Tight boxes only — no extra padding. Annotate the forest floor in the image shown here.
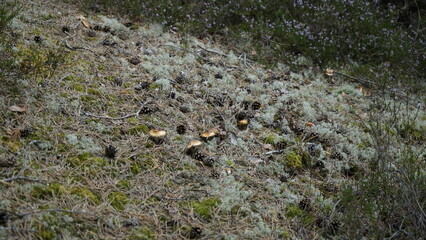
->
[1,0,425,239]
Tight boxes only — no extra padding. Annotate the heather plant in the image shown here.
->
[79,0,425,92]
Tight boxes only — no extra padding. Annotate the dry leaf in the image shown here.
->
[9,105,26,113]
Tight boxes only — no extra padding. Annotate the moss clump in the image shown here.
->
[183,198,220,220]
[71,83,85,92]
[67,152,106,167]
[302,212,315,225]
[37,228,55,240]
[32,182,66,199]
[117,180,131,190]
[130,163,142,175]
[262,134,284,145]
[127,117,138,124]
[286,205,303,219]
[108,191,129,211]
[71,187,101,204]
[129,125,150,135]
[284,151,302,169]
[88,88,102,95]
[128,226,156,240]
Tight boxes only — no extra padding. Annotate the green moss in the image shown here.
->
[108,191,129,211]
[130,163,142,174]
[123,82,133,88]
[32,182,66,199]
[149,83,160,90]
[72,83,85,92]
[88,88,102,95]
[67,153,106,167]
[128,226,156,240]
[117,180,132,190]
[285,205,303,219]
[284,151,302,169]
[37,228,56,240]
[302,212,315,225]
[127,117,139,125]
[183,198,220,220]
[63,75,84,82]
[129,125,150,135]
[262,134,284,145]
[71,187,101,204]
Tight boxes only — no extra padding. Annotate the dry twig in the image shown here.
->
[1,176,47,185]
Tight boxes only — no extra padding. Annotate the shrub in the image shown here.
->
[338,95,426,239]
[0,3,20,81]
[78,0,424,93]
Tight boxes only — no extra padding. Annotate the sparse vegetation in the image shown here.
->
[0,0,424,239]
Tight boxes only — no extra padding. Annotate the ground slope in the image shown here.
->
[1,0,425,239]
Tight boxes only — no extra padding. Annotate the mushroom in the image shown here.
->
[185,140,203,155]
[200,128,219,141]
[237,119,249,130]
[149,129,166,144]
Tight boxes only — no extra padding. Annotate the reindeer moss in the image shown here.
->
[108,191,129,211]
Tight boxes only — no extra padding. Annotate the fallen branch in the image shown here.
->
[0,227,37,233]
[19,209,100,219]
[84,109,142,120]
[264,150,284,155]
[1,176,47,185]
[64,40,98,56]
[198,45,229,57]
[85,100,153,120]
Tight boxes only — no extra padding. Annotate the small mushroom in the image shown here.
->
[149,129,166,144]
[200,128,219,141]
[325,68,334,77]
[185,140,203,155]
[237,119,249,130]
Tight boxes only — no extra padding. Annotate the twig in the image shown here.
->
[264,150,284,155]
[1,176,47,185]
[84,110,141,120]
[20,209,100,219]
[84,100,152,120]
[0,227,37,233]
[198,45,229,57]
[64,40,98,56]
